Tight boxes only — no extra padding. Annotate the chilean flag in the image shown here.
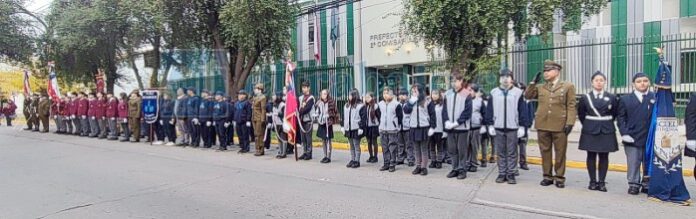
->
[284,60,298,145]
[313,12,321,62]
[23,69,31,96]
[47,61,61,102]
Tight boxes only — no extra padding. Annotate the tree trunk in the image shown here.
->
[129,55,144,90]
[148,36,162,88]
[106,61,117,94]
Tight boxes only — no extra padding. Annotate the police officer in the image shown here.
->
[38,94,51,133]
[252,84,267,156]
[617,72,655,195]
[235,90,252,153]
[524,60,577,188]
[30,93,40,131]
[199,90,215,148]
[22,93,33,131]
[298,81,315,160]
[685,93,696,182]
[213,91,230,151]
[186,88,201,147]
[128,90,142,142]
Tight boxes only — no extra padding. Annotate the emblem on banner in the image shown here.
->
[652,117,684,172]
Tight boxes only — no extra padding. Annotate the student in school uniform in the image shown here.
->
[363,92,381,163]
[341,89,367,168]
[377,87,403,172]
[443,74,473,180]
[404,83,437,176]
[314,89,339,163]
[428,89,446,169]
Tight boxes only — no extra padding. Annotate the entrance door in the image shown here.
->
[409,74,431,94]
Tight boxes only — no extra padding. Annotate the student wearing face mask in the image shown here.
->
[363,92,381,163]
[443,74,473,180]
[404,83,437,176]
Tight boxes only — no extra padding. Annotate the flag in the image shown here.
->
[313,12,321,62]
[645,49,691,204]
[23,69,31,96]
[46,61,61,102]
[330,7,339,48]
[284,60,299,145]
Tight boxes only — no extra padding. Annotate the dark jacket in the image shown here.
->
[577,92,618,135]
[234,100,252,123]
[198,98,214,121]
[617,91,656,147]
[685,93,696,157]
[185,95,200,118]
[174,95,187,119]
[159,98,175,120]
[213,100,230,122]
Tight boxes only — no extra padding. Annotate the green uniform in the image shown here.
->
[128,96,142,142]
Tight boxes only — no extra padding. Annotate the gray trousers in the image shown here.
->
[349,138,361,162]
[494,130,518,175]
[398,131,415,163]
[72,117,81,134]
[518,138,528,165]
[89,117,99,136]
[98,118,107,137]
[120,121,130,140]
[176,118,189,144]
[300,121,313,155]
[414,140,429,168]
[54,116,63,132]
[468,129,482,165]
[624,146,645,187]
[447,132,470,171]
[108,118,118,138]
[81,117,90,135]
[65,116,74,133]
[381,132,399,167]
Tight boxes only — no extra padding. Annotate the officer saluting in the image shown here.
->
[524,60,577,188]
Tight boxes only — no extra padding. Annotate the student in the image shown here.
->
[443,73,473,180]
[617,72,655,195]
[2,99,17,126]
[199,90,215,148]
[377,87,403,172]
[87,93,100,138]
[272,92,287,159]
[106,93,119,140]
[314,89,339,163]
[117,92,130,142]
[484,70,529,184]
[97,92,108,139]
[186,88,201,147]
[577,71,618,192]
[397,88,415,166]
[77,92,90,136]
[467,84,486,170]
[342,89,366,168]
[69,93,82,135]
[428,89,446,169]
[212,91,230,151]
[156,93,176,146]
[515,82,535,171]
[235,90,252,153]
[404,83,437,176]
[298,81,315,160]
[363,92,381,163]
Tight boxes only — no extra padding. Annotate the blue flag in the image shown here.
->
[645,54,691,204]
[330,7,339,48]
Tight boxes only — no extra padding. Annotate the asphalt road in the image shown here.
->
[0,127,694,219]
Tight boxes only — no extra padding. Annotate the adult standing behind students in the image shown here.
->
[577,71,618,192]
[128,90,142,143]
[524,60,577,189]
[685,93,696,182]
[174,88,189,146]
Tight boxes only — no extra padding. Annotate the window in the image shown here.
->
[680,50,696,83]
[308,17,315,44]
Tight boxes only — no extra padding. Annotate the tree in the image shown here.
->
[0,0,39,64]
[219,0,298,97]
[402,0,607,77]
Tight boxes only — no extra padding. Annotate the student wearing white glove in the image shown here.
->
[443,74,473,180]
[342,89,366,168]
[403,83,437,176]
[483,69,529,185]
[466,84,487,169]
[233,90,253,153]
[428,89,446,170]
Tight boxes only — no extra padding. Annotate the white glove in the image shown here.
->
[91,116,95,120]
[686,140,696,151]
[206,121,212,127]
[428,128,435,136]
[169,119,174,125]
[442,133,448,138]
[488,126,496,136]
[192,118,199,125]
[224,122,230,128]
[409,96,418,104]
[111,117,116,121]
[246,121,251,127]
[480,128,487,134]
[517,128,525,138]
[358,129,364,135]
[71,115,75,119]
[341,127,346,134]
[159,120,164,125]
[53,115,57,119]
[81,115,87,119]
[283,122,291,132]
[122,118,128,123]
[101,116,105,120]
[266,124,272,129]
[213,121,216,126]
[621,135,635,143]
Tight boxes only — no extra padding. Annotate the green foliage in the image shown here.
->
[403,0,607,76]
[0,0,37,64]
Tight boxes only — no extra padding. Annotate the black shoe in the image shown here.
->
[489,158,496,163]
[435,162,442,169]
[480,162,487,168]
[428,161,436,168]
[352,162,360,168]
[277,155,287,159]
[299,154,307,160]
[468,166,477,172]
[346,161,355,168]
[520,163,529,170]
[555,182,565,188]
[446,170,459,178]
[407,162,415,167]
[597,182,607,192]
[396,161,405,165]
[495,175,507,183]
[420,168,428,176]
[379,165,389,171]
[628,187,640,195]
[640,187,648,194]
[457,171,467,180]
[506,175,517,184]
[388,166,396,172]
[588,181,599,191]
[373,157,378,163]
[320,157,329,163]
[540,179,554,186]
[303,155,312,160]
[412,167,422,175]
[445,159,452,165]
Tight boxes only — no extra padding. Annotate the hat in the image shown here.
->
[632,72,648,82]
[301,81,310,87]
[543,60,562,71]
[469,83,480,92]
[215,91,224,96]
[201,89,209,94]
[254,83,264,91]
[591,71,606,81]
[499,69,513,77]
[238,90,248,96]
[399,88,409,96]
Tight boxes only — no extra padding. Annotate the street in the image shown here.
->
[0,127,694,219]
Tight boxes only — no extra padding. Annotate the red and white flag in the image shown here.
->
[47,61,61,102]
[23,69,32,96]
[284,60,298,146]
[313,12,321,62]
